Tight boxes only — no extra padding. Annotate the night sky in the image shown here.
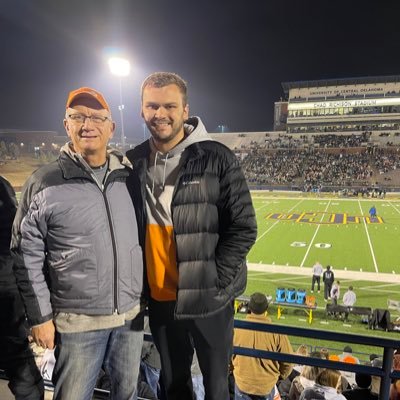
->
[1,0,400,142]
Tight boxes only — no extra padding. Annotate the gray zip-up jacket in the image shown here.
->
[11,146,143,326]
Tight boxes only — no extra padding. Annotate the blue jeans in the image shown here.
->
[141,361,161,397]
[52,319,143,400]
[234,383,277,400]
[141,361,205,400]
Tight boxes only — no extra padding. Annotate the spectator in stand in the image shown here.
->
[11,87,144,400]
[278,344,309,398]
[127,72,257,400]
[311,261,323,293]
[289,351,325,400]
[233,292,293,400]
[330,281,341,305]
[337,346,359,388]
[323,265,335,302]
[342,373,378,400]
[391,380,400,400]
[0,176,44,400]
[370,357,382,397]
[299,369,346,400]
[339,346,360,364]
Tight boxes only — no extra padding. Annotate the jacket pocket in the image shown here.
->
[48,247,99,300]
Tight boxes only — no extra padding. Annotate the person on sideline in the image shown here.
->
[0,176,44,400]
[311,261,323,293]
[323,265,335,302]
[126,72,257,400]
[330,281,341,305]
[233,292,293,400]
[342,286,356,322]
[11,87,144,400]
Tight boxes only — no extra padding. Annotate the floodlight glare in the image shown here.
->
[108,57,131,77]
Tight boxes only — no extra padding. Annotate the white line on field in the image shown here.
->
[300,200,331,267]
[255,202,272,212]
[361,282,400,289]
[359,288,400,294]
[357,200,379,273]
[255,199,304,243]
[388,201,400,215]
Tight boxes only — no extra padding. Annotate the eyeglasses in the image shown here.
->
[67,113,110,124]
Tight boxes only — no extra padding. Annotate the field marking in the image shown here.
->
[255,202,272,212]
[247,276,308,284]
[300,200,332,267]
[255,199,304,243]
[361,282,400,289]
[389,201,400,215]
[359,288,400,294]
[357,200,379,273]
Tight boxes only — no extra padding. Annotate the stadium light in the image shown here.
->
[108,57,131,149]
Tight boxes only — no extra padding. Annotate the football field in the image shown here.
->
[248,193,400,274]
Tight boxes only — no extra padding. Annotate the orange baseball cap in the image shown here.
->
[66,87,110,111]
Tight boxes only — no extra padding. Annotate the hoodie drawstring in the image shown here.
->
[151,152,158,195]
[162,153,169,191]
[151,152,170,194]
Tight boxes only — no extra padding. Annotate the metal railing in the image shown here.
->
[1,320,400,399]
[234,319,400,399]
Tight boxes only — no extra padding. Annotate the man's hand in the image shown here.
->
[31,320,56,350]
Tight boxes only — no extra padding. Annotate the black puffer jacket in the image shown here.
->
[127,138,257,319]
[0,176,17,284]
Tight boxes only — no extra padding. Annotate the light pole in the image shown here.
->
[108,57,130,149]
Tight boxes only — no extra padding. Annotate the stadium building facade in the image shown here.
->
[275,75,400,135]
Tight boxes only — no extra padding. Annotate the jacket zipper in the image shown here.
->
[90,170,119,314]
[69,153,121,314]
[102,185,119,314]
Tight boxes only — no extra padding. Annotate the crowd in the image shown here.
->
[313,132,369,148]
[373,148,400,173]
[241,149,379,186]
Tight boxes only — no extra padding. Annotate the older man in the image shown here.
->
[12,87,144,400]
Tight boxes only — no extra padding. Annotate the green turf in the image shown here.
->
[248,194,400,273]
[240,270,400,359]
[240,193,400,359]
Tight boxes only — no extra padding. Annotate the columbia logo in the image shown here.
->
[182,180,200,186]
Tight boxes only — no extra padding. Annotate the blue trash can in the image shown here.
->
[286,288,296,303]
[296,289,306,304]
[276,288,286,302]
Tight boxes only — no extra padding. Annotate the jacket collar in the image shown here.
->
[58,144,129,180]
[245,313,271,323]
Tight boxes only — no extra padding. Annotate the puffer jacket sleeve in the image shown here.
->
[215,150,257,293]
[11,177,52,326]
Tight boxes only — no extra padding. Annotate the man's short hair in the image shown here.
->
[141,72,188,105]
[355,373,372,388]
[349,286,353,291]
[343,345,352,353]
[248,292,269,314]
